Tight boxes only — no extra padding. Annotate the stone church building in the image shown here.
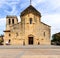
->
[4,5,51,45]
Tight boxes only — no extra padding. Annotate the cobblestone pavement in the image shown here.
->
[0,45,60,58]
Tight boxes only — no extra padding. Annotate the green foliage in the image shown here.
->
[0,35,4,45]
[52,32,60,42]
[0,39,3,43]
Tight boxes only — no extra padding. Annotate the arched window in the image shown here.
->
[44,32,45,37]
[30,18,32,24]
[12,19,14,24]
[8,39,11,43]
[9,19,10,25]
[38,42,40,45]
[9,34,11,36]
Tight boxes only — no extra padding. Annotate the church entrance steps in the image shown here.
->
[0,45,60,49]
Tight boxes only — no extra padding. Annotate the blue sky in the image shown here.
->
[0,0,60,36]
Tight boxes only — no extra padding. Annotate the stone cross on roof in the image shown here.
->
[30,0,32,5]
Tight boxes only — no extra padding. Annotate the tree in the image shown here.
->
[51,32,60,45]
[0,35,4,45]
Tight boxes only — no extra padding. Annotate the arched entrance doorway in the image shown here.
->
[28,34,34,45]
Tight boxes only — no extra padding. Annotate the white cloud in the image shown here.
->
[0,0,21,16]
[48,0,60,9]
[0,18,6,25]
[32,0,60,13]
[32,0,45,6]
[0,18,6,34]
[17,16,21,22]
[0,0,60,35]
[41,14,60,35]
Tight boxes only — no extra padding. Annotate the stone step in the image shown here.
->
[0,45,60,49]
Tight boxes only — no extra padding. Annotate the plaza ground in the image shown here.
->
[0,45,60,58]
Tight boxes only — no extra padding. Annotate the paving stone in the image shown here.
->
[0,45,60,58]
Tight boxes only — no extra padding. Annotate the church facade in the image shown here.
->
[4,5,51,45]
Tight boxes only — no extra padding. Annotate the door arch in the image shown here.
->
[28,34,34,45]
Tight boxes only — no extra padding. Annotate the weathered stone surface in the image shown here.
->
[4,5,51,45]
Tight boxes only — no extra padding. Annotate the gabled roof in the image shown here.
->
[41,22,51,27]
[20,5,41,17]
